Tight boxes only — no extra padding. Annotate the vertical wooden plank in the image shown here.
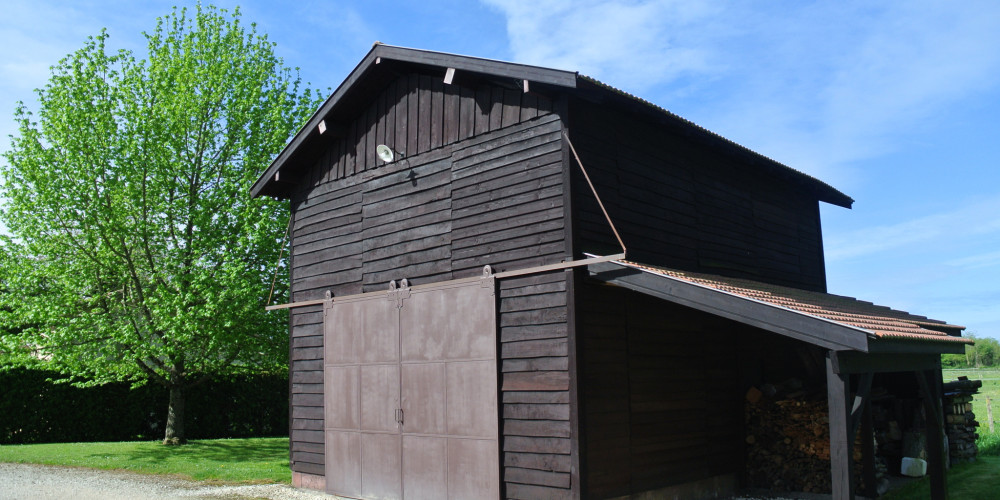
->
[395,76,408,156]
[375,88,386,165]
[501,88,520,128]
[443,83,459,145]
[389,81,400,151]
[327,145,337,183]
[475,86,491,135]
[349,119,360,177]
[406,74,419,158]
[430,77,444,149]
[521,92,539,121]
[489,87,504,132]
[418,75,433,153]
[335,141,344,181]
[537,94,553,114]
[827,353,854,500]
[319,148,331,184]
[459,86,476,140]
[860,398,876,498]
[365,103,377,171]
[919,369,948,500]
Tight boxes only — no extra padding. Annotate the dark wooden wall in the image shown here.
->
[285,72,574,497]
[307,72,554,185]
[569,101,828,292]
[577,280,742,498]
[501,270,575,499]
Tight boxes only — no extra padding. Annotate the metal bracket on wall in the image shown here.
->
[480,265,496,294]
[387,279,411,308]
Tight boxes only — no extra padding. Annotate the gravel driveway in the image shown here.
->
[0,463,337,500]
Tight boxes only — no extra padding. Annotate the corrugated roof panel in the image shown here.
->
[617,260,970,345]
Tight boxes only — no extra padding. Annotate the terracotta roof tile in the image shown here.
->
[619,261,970,345]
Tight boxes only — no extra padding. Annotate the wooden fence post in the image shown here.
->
[988,396,995,433]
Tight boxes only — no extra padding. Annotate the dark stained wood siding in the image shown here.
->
[578,280,742,498]
[285,76,570,492]
[306,73,555,185]
[501,271,574,499]
[569,101,828,292]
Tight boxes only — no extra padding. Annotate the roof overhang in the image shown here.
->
[587,260,968,355]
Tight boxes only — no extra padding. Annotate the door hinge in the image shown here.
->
[395,408,404,425]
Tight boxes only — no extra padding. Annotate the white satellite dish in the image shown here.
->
[376,144,395,163]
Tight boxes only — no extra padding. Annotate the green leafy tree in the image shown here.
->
[0,5,321,444]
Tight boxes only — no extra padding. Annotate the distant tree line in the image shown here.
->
[942,334,1000,368]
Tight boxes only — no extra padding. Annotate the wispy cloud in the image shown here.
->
[824,195,1000,261]
[481,0,725,92]
[947,251,1000,271]
[483,1,1000,186]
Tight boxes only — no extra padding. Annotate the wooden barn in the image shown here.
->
[252,44,970,500]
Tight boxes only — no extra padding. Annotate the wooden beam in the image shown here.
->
[860,397,877,498]
[827,353,855,500]
[588,262,870,351]
[868,339,966,355]
[849,372,873,437]
[833,351,940,374]
[917,369,948,500]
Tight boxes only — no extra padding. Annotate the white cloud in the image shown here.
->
[481,0,725,92]
[824,195,1000,261]
[482,0,1000,185]
[947,251,1000,271]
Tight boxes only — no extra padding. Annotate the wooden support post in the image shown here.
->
[988,396,995,433]
[827,353,855,500]
[860,396,876,498]
[917,369,948,500]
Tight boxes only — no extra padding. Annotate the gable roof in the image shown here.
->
[251,44,853,208]
[587,259,968,354]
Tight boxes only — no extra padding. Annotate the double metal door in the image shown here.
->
[324,278,499,499]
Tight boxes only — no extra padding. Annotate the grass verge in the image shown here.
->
[0,437,290,483]
[881,456,1000,500]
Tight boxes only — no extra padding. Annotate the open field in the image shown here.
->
[0,438,290,483]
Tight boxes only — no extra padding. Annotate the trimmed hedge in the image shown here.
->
[0,368,288,444]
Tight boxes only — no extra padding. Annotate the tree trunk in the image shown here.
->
[163,384,187,445]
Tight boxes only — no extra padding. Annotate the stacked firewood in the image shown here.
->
[744,388,862,494]
[943,377,982,463]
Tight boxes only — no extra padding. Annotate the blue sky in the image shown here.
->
[2,0,998,340]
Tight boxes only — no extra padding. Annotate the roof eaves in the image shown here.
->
[251,46,382,198]
[609,260,970,347]
[588,260,872,352]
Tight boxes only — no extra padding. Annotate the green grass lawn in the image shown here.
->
[0,437,290,483]
[881,456,1000,500]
